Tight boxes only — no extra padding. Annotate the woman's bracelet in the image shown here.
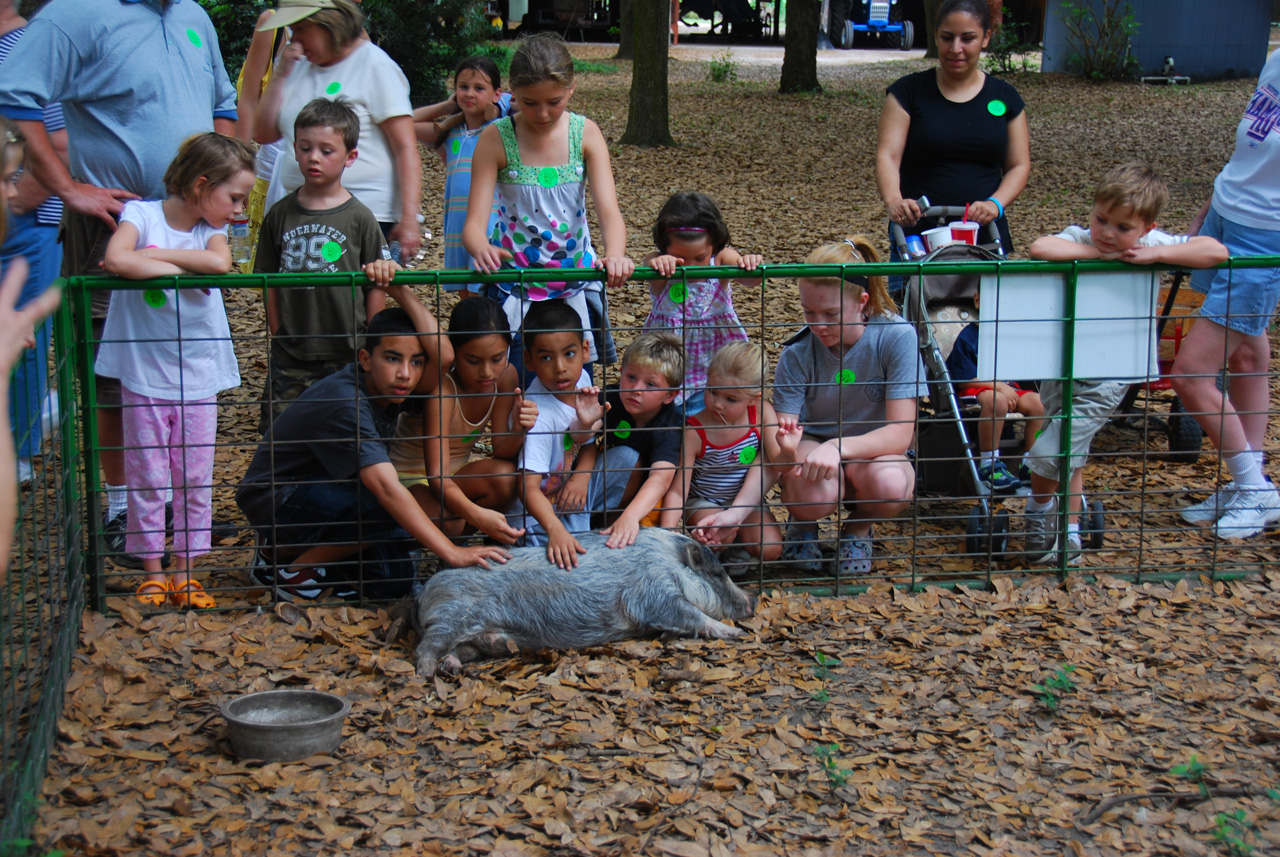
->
[986,197,1004,219]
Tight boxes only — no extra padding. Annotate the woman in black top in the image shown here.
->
[875,0,1030,261]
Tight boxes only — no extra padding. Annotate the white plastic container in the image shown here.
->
[922,226,954,252]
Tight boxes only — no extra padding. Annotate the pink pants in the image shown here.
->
[122,388,218,560]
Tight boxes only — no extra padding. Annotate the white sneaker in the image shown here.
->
[40,392,60,441]
[1181,483,1238,525]
[1214,482,1280,540]
[17,457,34,487]
[1065,533,1082,567]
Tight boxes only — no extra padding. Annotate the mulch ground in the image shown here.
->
[35,575,1280,855]
[30,45,1280,856]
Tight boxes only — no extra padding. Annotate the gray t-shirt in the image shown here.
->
[772,316,927,442]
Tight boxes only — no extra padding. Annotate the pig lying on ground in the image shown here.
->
[412,528,757,676]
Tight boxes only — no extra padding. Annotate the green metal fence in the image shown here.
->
[57,254,1280,604]
[3,253,1278,848]
[2,300,85,856]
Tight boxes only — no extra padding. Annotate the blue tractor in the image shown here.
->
[831,0,915,50]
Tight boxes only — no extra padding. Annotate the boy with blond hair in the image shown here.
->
[590,332,687,548]
[1026,162,1228,564]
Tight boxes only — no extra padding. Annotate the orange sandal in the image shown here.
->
[136,580,169,607]
[169,578,216,610]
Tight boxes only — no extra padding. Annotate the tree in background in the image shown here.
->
[195,0,275,82]
[358,0,492,104]
[780,0,821,93]
[620,0,673,146]
[615,0,635,60]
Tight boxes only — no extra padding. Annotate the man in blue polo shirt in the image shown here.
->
[0,0,238,567]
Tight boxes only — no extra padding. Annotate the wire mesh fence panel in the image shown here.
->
[50,255,1280,622]
[1,302,86,851]
[5,253,1274,843]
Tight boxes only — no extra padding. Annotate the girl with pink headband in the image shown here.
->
[642,191,762,415]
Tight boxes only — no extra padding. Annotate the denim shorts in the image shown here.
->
[1190,206,1280,337]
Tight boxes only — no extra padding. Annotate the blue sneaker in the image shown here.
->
[781,524,824,573]
[979,460,1021,493]
[837,527,874,575]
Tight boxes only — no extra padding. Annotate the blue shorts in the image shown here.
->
[1190,206,1280,337]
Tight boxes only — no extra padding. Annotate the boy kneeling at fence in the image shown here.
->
[236,307,508,602]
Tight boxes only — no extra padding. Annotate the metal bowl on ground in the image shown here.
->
[221,689,350,761]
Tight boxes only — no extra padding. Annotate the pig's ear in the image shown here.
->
[679,535,721,575]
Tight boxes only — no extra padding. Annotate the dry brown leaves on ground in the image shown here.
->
[35,46,1280,857]
[36,574,1280,856]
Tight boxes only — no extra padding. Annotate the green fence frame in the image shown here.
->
[57,253,1280,598]
[3,252,1277,849]
[1,298,86,857]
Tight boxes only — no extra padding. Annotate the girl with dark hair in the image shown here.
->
[875,0,1029,288]
[388,296,537,545]
[414,56,514,292]
[642,191,762,415]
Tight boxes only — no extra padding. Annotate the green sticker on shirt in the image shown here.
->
[321,241,342,262]
[144,289,167,308]
[326,81,342,95]
[537,166,558,188]
[738,445,758,465]
[987,99,1007,117]
[615,420,631,440]
[563,432,573,451]
[186,29,202,48]
[838,369,857,385]
[669,283,687,304]
[450,138,462,156]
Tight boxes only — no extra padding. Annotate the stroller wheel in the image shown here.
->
[992,508,1010,556]
[965,505,986,554]
[1166,395,1204,463]
[965,505,1008,556]
[1086,500,1105,550]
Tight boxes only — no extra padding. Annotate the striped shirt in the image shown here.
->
[687,405,761,506]
[0,26,64,227]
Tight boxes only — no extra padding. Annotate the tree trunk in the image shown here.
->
[620,0,673,147]
[779,0,822,93]
[615,0,634,60]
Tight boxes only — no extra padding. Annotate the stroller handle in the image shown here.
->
[891,197,1006,260]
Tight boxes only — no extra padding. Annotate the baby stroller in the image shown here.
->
[893,207,1105,558]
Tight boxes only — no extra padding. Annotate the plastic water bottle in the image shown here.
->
[229,217,251,269]
[389,215,430,265]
